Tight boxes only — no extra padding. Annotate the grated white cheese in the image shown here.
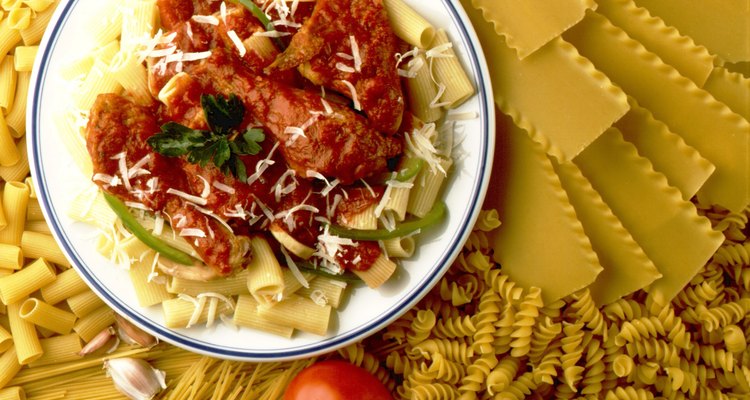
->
[188,203,234,234]
[247,141,280,185]
[212,181,235,194]
[179,228,207,238]
[426,42,454,59]
[186,21,194,41]
[254,198,275,221]
[253,30,291,38]
[349,35,362,72]
[320,178,340,197]
[146,177,159,193]
[124,201,152,211]
[379,211,396,232]
[93,173,119,187]
[153,214,165,236]
[227,30,247,57]
[220,1,227,24]
[280,246,310,289]
[197,175,211,199]
[335,62,355,73]
[326,193,343,220]
[191,15,219,25]
[223,203,248,219]
[181,51,212,62]
[111,152,132,191]
[310,289,328,306]
[360,179,377,198]
[127,154,152,178]
[167,188,208,205]
[306,170,330,186]
[340,80,361,111]
[429,82,451,108]
[405,124,446,175]
[320,98,333,115]
[284,126,306,145]
[271,169,298,203]
[336,52,354,60]
[446,111,478,121]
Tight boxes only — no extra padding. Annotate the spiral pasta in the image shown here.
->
[432,315,476,339]
[410,338,474,364]
[528,315,562,365]
[697,299,750,332]
[569,289,608,339]
[603,386,655,400]
[560,321,585,390]
[406,309,437,346]
[510,286,543,357]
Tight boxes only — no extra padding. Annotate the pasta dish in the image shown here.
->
[65,0,474,337]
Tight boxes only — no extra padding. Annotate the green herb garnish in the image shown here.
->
[147,94,265,182]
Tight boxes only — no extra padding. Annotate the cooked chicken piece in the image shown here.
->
[191,49,403,184]
[267,0,404,134]
[86,94,251,277]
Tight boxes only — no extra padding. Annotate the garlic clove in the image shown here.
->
[104,357,167,400]
[115,313,158,348]
[78,326,118,356]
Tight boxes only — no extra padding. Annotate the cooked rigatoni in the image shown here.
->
[246,236,285,304]
[0,244,22,270]
[24,198,43,221]
[257,294,332,336]
[296,277,348,309]
[382,0,435,47]
[19,0,58,45]
[0,182,29,245]
[270,225,316,259]
[7,300,43,364]
[233,295,293,338]
[21,231,70,267]
[338,203,378,230]
[119,0,157,51]
[129,252,174,307]
[0,258,56,305]
[382,236,416,258]
[430,29,475,109]
[40,267,88,305]
[407,157,452,217]
[405,55,442,123]
[161,296,231,329]
[353,255,397,289]
[168,269,250,297]
[19,297,77,335]
[109,50,151,105]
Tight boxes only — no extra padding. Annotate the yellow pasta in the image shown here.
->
[7,300,43,365]
[40,267,88,305]
[257,294,332,336]
[161,297,231,329]
[66,290,105,318]
[108,50,151,105]
[232,295,294,338]
[23,220,50,235]
[87,3,122,48]
[338,203,378,230]
[168,269,250,297]
[11,45,35,71]
[128,251,174,308]
[296,277,347,309]
[0,386,23,400]
[18,0,57,45]
[20,231,70,267]
[28,333,83,368]
[405,55,442,123]
[382,0,435,47]
[352,254,397,289]
[0,182,29,246]
[0,138,27,183]
[24,199,42,221]
[382,236,416,258]
[119,0,157,51]
[0,19,21,56]
[0,347,22,389]
[245,236,285,304]
[5,72,29,138]
[53,112,94,177]
[0,258,56,306]
[0,244,22,270]
[0,56,16,112]
[269,224,315,259]
[0,324,11,352]
[0,0,21,9]
[75,58,122,111]
[0,115,19,168]
[243,35,278,62]
[22,0,54,12]
[58,54,94,80]
[19,297,77,335]
[6,7,30,30]
[430,29,475,109]
[67,189,117,231]
[407,157,452,217]
[72,305,114,342]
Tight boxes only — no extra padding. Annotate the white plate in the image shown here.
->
[28,0,494,361]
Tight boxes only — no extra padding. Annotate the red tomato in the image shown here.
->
[284,360,393,400]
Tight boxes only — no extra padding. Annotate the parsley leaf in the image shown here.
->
[201,94,245,133]
[147,94,265,181]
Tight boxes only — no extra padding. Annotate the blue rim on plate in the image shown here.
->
[28,0,495,361]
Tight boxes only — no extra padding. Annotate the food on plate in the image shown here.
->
[60,0,476,336]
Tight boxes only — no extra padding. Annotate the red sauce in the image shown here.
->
[336,240,381,271]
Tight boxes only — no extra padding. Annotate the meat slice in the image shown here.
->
[86,94,251,278]
[156,0,225,30]
[190,50,402,184]
[267,0,404,134]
